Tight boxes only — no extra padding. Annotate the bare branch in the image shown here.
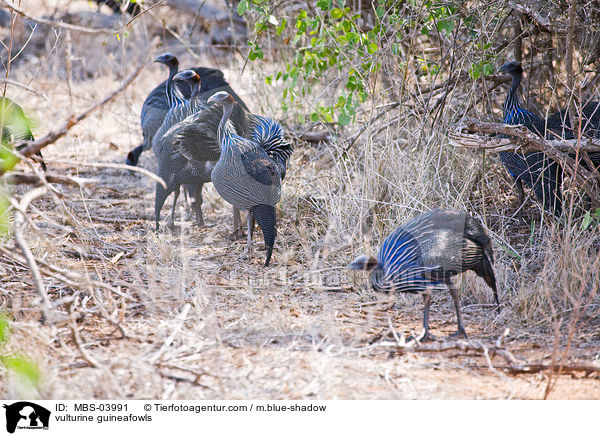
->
[4,55,149,177]
[0,0,116,34]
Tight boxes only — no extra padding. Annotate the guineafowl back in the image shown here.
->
[372,209,493,293]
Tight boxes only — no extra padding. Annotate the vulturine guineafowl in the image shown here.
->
[126,53,180,167]
[207,91,293,267]
[542,103,600,169]
[348,209,499,341]
[497,61,563,216]
[0,97,46,171]
[153,70,223,230]
[152,69,255,231]
[126,55,249,166]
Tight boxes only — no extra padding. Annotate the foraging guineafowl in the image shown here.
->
[1,97,46,171]
[497,61,562,216]
[348,209,499,341]
[207,91,292,266]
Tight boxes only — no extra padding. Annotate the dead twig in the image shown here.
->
[10,186,53,324]
[68,300,103,369]
[0,0,116,34]
[6,55,149,176]
[148,304,192,363]
[5,172,97,187]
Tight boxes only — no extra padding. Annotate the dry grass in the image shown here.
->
[0,0,599,400]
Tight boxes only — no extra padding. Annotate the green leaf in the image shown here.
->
[298,113,306,124]
[483,63,495,76]
[317,0,331,10]
[237,0,248,14]
[1,355,41,386]
[0,313,10,345]
[265,76,273,85]
[276,18,287,35]
[330,8,343,18]
[367,42,377,54]
[581,211,592,231]
[469,63,482,80]
[338,112,351,126]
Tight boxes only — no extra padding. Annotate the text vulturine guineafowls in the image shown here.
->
[1,97,46,171]
[497,61,562,216]
[207,91,293,267]
[348,209,499,341]
[126,54,249,166]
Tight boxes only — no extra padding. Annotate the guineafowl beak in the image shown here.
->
[348,255,378,271]
[154,53,176,65]
[498,61,522,75]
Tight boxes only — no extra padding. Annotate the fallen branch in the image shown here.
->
[5,172,97,187]
[42,159,167,188]
[449,117,600,205]
[6,54,149,177]
[0,0,116,34]
[375,337,600,376]
[10,187,53,324]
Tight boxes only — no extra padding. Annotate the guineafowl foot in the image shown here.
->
[408,330,437,343]
[229,229,246,240]
[419,331,438,342]
[450,329,468,340]
[166,215,176,231]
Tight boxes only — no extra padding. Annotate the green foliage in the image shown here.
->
[580,208,600,231]
[0,313,42,392]
[239,0,383,125]
[238,0,497,126]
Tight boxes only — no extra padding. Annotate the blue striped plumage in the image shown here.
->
[373,225,444,294]
[498,61,562,215]
[349,209,499,340]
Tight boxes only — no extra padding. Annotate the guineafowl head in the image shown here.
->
[173,70,201,99]
[348,255,379,271]
[498,61,523,76]
[154,53,179,68]
[207,91,236,106]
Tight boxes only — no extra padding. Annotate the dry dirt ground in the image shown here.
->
[1,8,599,398]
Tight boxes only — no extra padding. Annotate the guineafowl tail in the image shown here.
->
[251,204,277,267]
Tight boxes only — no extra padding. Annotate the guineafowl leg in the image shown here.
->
[448,284,468,339]
[229,207,246,239]
[242,212,255,259]
[167,186,181,230]
[192,184,205,226]
[420,293,437,342]
[514,178,525,208]
[154,182,173,231]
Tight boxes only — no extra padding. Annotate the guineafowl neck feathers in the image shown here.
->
[251,204,277,267]
[216,100,236,152]
[503,71,541,128]
[165,75,186,109]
